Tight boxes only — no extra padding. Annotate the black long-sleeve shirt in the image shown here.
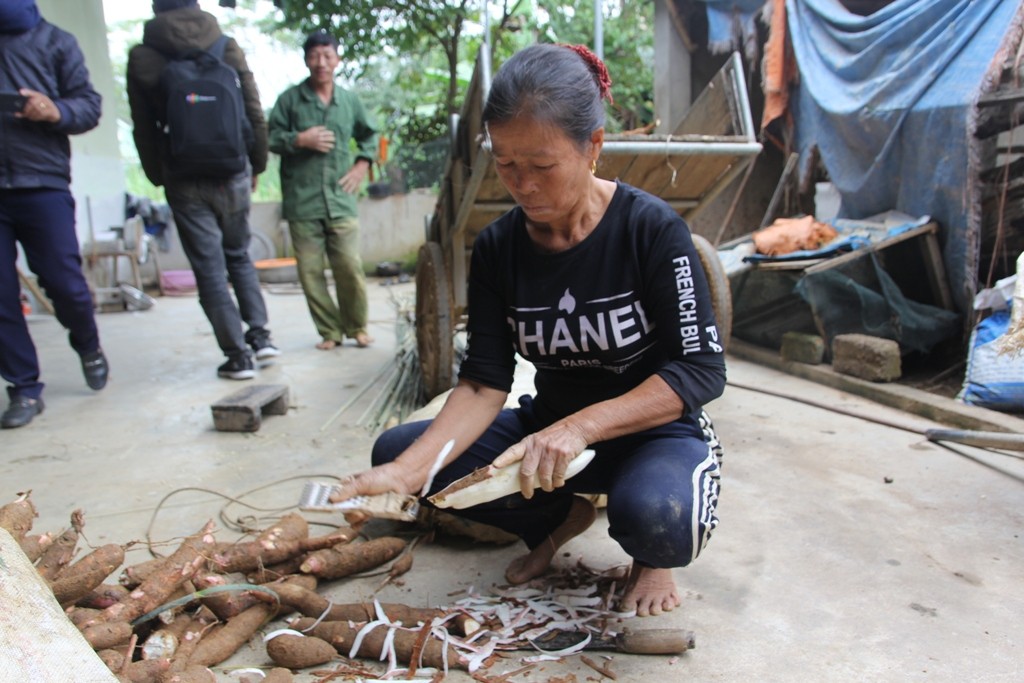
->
[459,182,726,422]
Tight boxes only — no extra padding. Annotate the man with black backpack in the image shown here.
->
[126,0,279,380]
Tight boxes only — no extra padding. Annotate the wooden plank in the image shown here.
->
[654,154,738,201]
[804,223,939,275]
[596,152,637,182]
[674,67,738,136]
[918,231,955,311]
[475,164,508,201]
[977,86,1024,107]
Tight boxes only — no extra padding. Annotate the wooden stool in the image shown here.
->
[211,384,289,432]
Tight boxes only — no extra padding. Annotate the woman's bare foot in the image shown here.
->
[354,332,374,348]
[316,339,340,350]
[505,496,597,584]
[618,563,681,617]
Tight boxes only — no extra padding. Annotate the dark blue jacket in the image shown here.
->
[0,20,102,191]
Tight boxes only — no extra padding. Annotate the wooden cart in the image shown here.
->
[416,49,762,398]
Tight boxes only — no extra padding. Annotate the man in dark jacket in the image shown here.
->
[126,0,279,380]
[0,0,108,429]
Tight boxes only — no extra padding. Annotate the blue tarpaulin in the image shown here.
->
[785,0,1023,313]
[701,0,767,56]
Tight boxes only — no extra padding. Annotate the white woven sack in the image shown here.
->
[0,528,118,682]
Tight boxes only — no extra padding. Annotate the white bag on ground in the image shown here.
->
[0,529,118,682]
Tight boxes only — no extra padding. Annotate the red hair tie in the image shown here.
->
[560,43,614,104]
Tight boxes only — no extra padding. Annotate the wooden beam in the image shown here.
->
[978,87,1024,108]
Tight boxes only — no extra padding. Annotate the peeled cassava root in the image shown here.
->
[429,449,596,509]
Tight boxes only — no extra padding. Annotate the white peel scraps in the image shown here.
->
[428,449,596,509]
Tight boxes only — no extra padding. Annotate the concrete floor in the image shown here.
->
[3,279,1023,682]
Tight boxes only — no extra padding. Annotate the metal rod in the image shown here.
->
[925,429,1024,452]
[600,140,763,156]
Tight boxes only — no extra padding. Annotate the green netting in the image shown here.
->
[795,254,960,354]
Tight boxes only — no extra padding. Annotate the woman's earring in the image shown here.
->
[591,159,598,175]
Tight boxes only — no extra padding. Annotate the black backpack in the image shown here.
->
[159,36,253,179]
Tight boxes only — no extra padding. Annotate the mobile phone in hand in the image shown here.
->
[0,92,28,113]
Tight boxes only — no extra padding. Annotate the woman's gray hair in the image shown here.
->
[482,43,606,149]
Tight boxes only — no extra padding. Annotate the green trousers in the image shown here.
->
[288,217,368,342]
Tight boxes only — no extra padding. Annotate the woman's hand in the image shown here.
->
[492,422,589,499]
[329,461,421,525]
[330,461,420,502]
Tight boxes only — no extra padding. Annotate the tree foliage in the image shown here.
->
[277,1,654,188]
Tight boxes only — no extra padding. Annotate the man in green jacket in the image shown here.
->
[268,30,378,350]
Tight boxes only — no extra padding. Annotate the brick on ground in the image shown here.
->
[832,333,901,382]
[780,331,826,365]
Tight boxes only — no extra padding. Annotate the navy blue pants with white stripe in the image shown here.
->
[0,188,99,401]
[372,394,722,569]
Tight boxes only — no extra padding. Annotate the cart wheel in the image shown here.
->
[692,233,732,352]
[416,241,454,399]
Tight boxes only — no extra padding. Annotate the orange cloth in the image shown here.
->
[762,0,795,130]
[752,215,838,257]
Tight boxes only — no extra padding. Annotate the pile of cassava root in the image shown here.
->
[0,491,475,683]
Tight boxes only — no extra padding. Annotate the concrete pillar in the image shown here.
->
[654,0,692,134]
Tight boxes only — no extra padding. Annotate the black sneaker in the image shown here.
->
[81,349,108,390]
[1,396,44,429]
[252,339,281,361]
[217,356,255,380]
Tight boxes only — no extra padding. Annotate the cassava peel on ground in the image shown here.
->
[187,602,275,667]
[265,632,336,668]
[51,543,125,607]
[291,617,465,670]
[93,520,216,625]
[0,493,36,541]
[300,536,406,579]
[35,508,84,580]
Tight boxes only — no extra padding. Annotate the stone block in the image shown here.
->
[832,334,901,382]
[211,384,289,432]
[780,331,826,365]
